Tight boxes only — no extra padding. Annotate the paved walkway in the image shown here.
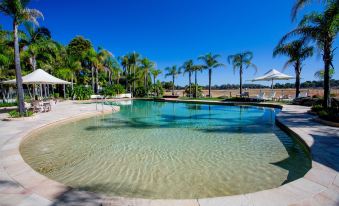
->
[0,101,338,206]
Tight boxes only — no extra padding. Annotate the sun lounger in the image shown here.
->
[279,95,293,102]
[299,92,308,98]
[254,92,266,101]
[237,92,250,98]
[265,91,276,101]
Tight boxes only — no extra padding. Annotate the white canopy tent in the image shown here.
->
[1,69,71,98]
[1,69,71,85]
[251,69,294,89]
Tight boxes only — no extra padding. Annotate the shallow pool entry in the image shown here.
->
[21,100,311,199]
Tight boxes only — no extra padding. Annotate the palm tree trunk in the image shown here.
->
[133,65,136,94]
[91,66,95,92]
[95,67,98,94]
[13,21,25,115]
[32,55,37,71]
[195,71,198,98]
[208,68,212,97]
[125,72,128,91]
[189,72,192,98]
[239,66,243,95]
[323,43,331,108]
[172,76,175,96]
[295,61,301,98]
[71,74,74,90]
[153,75,156,85]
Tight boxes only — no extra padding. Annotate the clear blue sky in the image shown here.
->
[0,0,338,86]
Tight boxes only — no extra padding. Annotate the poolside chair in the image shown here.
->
[31,100,43,113]
[237,92,249,98]
[255,92,266,101]
[266,91,276,101]
[299,92,308,98]
[279,94,293,102]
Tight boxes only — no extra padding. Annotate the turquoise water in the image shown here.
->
[21,100,311,199]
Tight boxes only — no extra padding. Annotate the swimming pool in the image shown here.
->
[20,100,311,199]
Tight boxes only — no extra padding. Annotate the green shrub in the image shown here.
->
[312,105,339,123]
[54,93,60,98]
[151,81,164,97]
[134,86,148,97]
[0,102,17,108]
[185,84,203,98]
[72,85,93,100]
[8,110,34,118]
[101,84,126,97]
[311,105,323,113]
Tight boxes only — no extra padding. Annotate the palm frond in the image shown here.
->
[291,0,312,21]
[22,8,44,26]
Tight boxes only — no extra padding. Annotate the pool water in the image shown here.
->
[20,100,311,199]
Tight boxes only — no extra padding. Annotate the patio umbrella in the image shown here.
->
[251,69,294,89]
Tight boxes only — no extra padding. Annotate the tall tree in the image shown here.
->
[280,2,338,107]
[0,0,43,115]
[273,39,313,98]
[128,52,140,94]
[97,47,113,91]
[291,0,335,20]
[191,65,204,98]
[21,23,55,71]
[314,67,335,80]
[198,53,223,97]
[150,68,162,85]
[181,60,194,98]
[227,52,257,95]
[165,65,181,96]
[119,55,130,91]
[140,58,155,90]
[84,48,98,93]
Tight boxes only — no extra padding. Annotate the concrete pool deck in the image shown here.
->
[0,100,338,206]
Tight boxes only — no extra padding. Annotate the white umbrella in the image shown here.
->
[1,69,71,85]
[251,69,294,89]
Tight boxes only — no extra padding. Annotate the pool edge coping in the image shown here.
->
[0,100,338,206]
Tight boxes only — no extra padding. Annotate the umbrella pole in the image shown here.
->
[40,84,42,98]
[44,84,47,99]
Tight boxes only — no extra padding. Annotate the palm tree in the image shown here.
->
[21,23,55,71]
[165,66,181,96]
[314,68,335,80]
[291,0,335,20]
[84,48,98,93]
[128,52,140,94]
[0,0,43,115]
[106,57,121,85]
[150,68,162,85]
[198,53,224,98]
[65,57,81,90]
[191,65,204,98]
[119,55,130,91]
[97,47,113,91]
[140,58,155,90]
[280,3,338,107]
[227,52,257,95]
[181,60,194,98]
[273,39,313,98]
[0,26,11,74]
